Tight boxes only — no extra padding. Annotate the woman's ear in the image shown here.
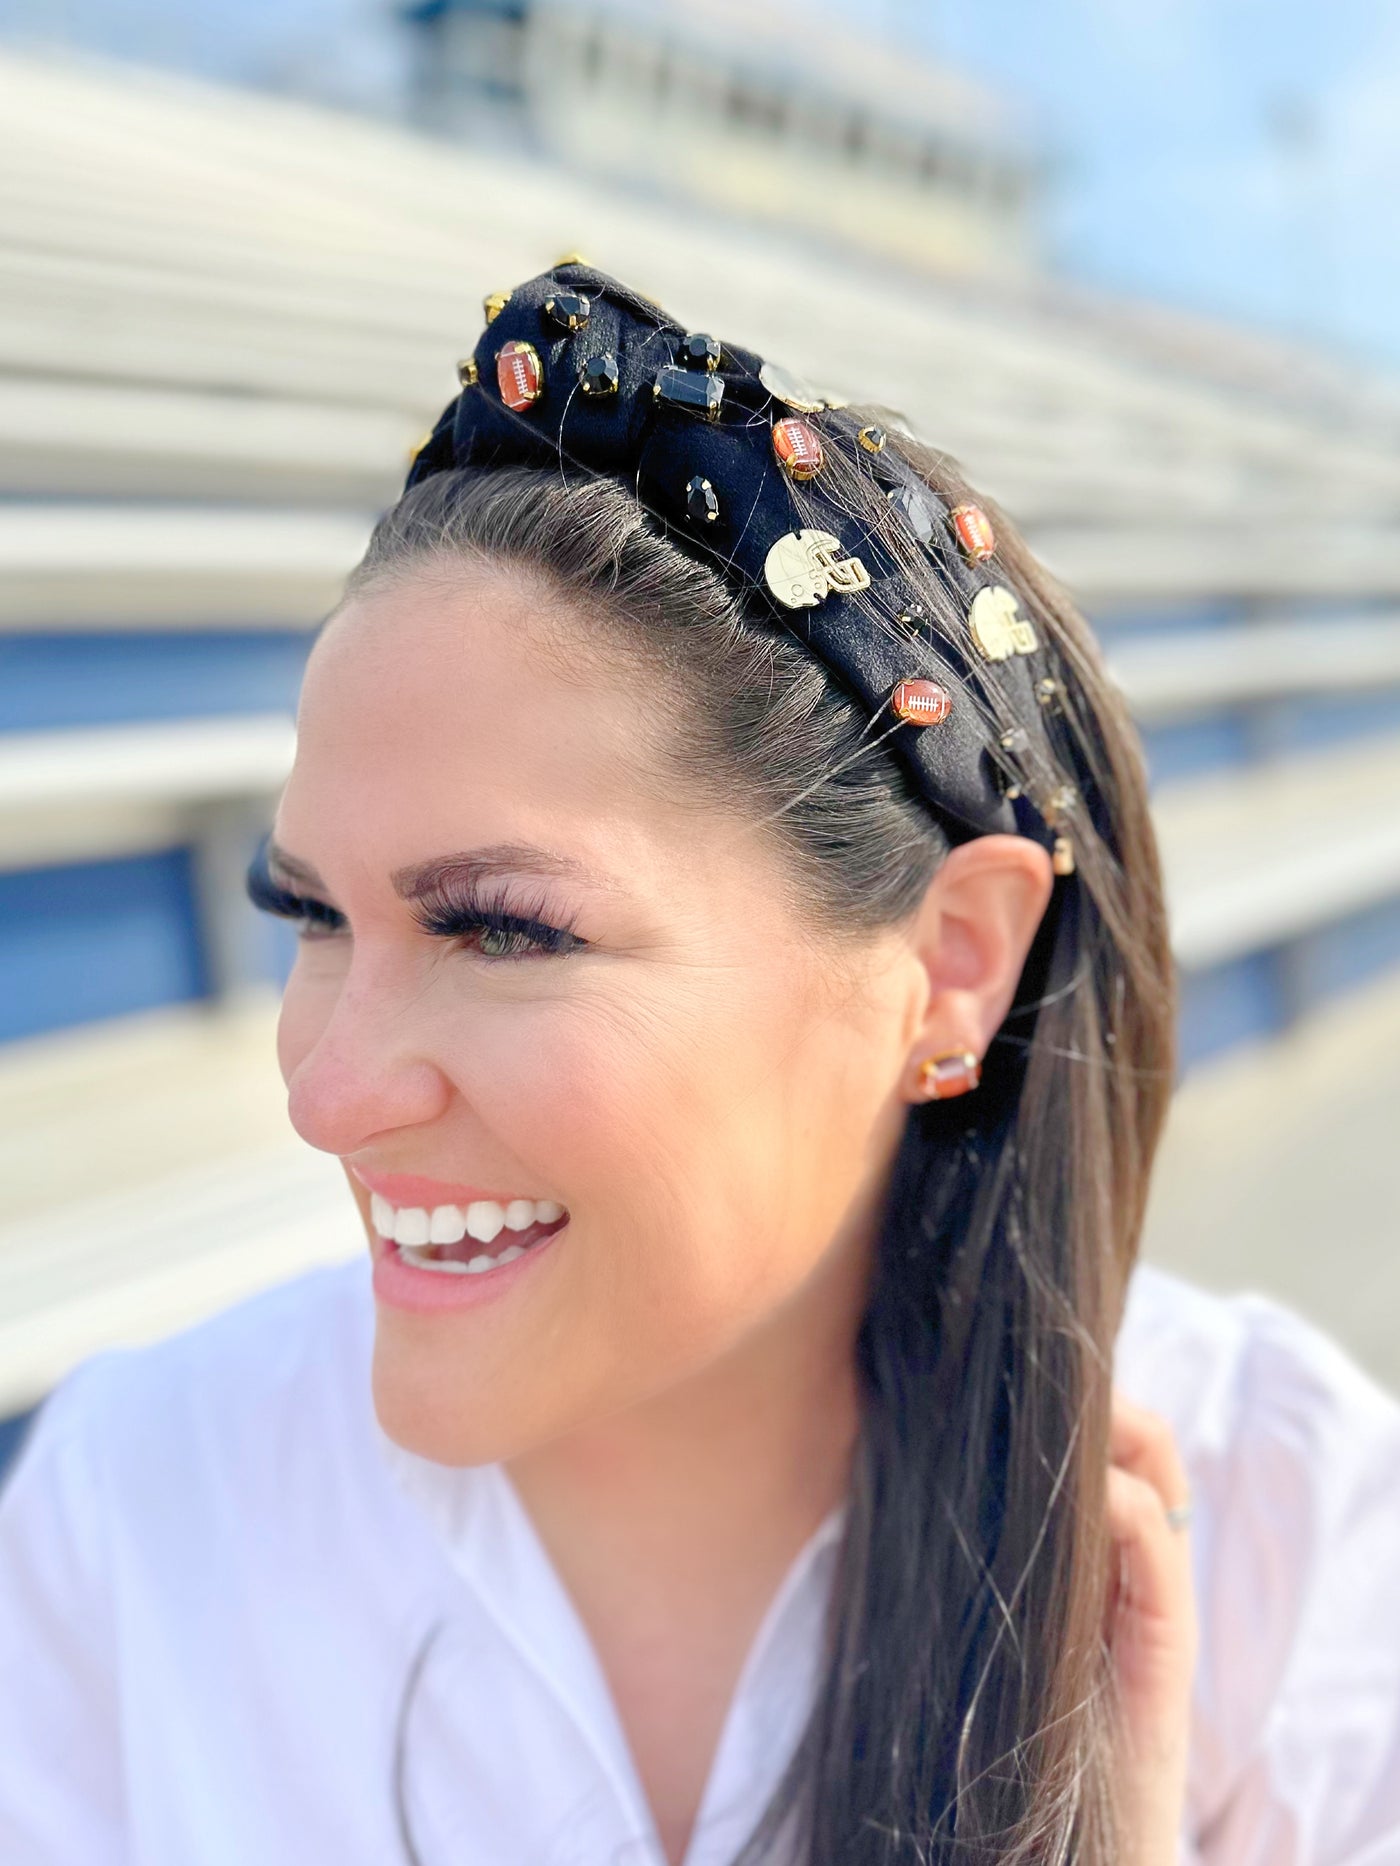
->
[900,834,1054,1096]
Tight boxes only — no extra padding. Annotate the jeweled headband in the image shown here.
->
[402,255,1077,876]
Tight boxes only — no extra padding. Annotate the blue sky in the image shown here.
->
[837,0,1400,369]
[4,0,1398,371]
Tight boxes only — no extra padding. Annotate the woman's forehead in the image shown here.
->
[282,577,766,902]
[300,574,657,779]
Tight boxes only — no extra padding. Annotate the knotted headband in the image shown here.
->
[402,255,1077,872]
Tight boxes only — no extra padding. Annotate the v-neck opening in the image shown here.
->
[488,1462,848,1866]
[375,1423,847,1866]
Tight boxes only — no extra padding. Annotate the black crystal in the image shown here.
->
[679,331,722,370]
[580,351,620,395]
[685,475,720,523]
[654,365,724,419]
[888,482,938,546]
[544,289,591,332]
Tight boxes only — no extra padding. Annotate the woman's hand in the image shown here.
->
[1105,1389,1198,1866]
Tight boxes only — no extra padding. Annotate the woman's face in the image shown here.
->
[272,564,924,1464]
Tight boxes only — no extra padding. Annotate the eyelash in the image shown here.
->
[243,848,587,963]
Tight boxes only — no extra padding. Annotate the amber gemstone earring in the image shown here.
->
[916,1049,982,1101]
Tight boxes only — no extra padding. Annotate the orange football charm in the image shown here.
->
[891,678,952,726]
[772,416,824,480]
[496,339,543,411]
[950,504,995,563]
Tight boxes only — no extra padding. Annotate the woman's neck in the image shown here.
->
[499,1225,869,1866]
[503,1254,864,1865]
[503,1233,866,1606]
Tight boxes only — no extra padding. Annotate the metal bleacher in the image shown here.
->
[2,44,1400,1418]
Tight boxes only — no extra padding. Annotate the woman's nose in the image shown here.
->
[281,964,453,1159]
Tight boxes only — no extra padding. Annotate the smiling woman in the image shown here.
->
[1,260,1399,1866]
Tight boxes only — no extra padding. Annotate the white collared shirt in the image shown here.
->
[2,1254,1398,1865]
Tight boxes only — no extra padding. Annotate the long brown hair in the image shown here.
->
[341,406,1177,1862]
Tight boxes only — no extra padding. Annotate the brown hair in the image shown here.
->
[344,410,1177,1863]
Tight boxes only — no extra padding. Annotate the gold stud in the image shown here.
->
[1037,676,1062,707]
[553,249,591,267]
[406,428,433,465]
[457,356,479,387]
[996,726,1029,799]
[483,289,512,324]
[1052,836,1076,876]
[1044,782,1077,826]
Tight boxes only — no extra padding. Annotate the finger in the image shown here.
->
[1104,1463,1198,1717]
[1104,1463,1197,1844]
[1110,1390,1192,1516]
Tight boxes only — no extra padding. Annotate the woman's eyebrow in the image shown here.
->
[264,838,621,899]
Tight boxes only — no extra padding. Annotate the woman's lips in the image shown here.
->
[351,1165,544,1208]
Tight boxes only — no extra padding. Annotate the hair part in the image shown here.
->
[343,416,1176,1863]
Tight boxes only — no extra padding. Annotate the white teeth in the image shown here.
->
[463,1254,496,1273]
[496,1243,525,1264]
[464,1200,506,1244]
[393,1206,431,1247]
[399,1244,470,1274]
[370,1188,567,1254]
[428,1203,467,1244]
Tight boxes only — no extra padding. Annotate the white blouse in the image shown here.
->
[2,1253,1399,1866]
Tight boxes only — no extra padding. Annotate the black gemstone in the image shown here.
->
[654,364,724,419]
[544,289,591,332]
[685,475,720,523]
[679,331,722,370]
[888,482,938,546]
[579,351,620,395]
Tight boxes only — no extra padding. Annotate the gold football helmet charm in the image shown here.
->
[968,585,1039,660]
[763,529,871,609]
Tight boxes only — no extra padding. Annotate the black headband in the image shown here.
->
[402,256,1075,873]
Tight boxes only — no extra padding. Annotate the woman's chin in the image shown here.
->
[369,1348,524,1467]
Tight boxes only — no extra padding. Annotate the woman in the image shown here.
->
[0,259,1396,1865]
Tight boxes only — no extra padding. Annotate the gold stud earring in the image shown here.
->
[916,1049,982,1101]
